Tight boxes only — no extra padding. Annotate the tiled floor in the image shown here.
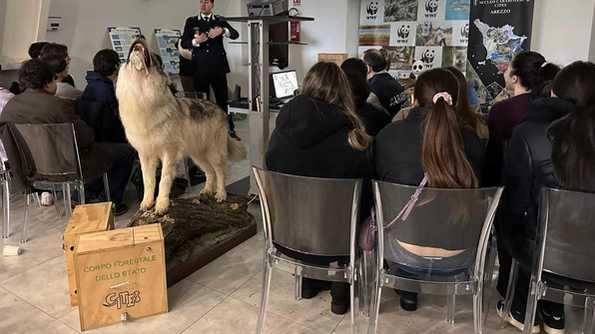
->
[0,119,586,333]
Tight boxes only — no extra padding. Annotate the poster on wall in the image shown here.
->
[154,29,181,75]
[467,0,534,105]
[360,0,470,80]
[108,27,142,63]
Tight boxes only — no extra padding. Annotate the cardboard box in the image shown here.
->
[64,202,114,306]
[318,53,349,67]
[74,224,167,331]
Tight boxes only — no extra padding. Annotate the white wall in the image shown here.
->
[531,0,595,65]
[590,4,595,61]
[0,0,49,65]
[45,0,247,89]
[289,0,360,79]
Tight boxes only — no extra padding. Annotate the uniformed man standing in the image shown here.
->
[181,0,240,139]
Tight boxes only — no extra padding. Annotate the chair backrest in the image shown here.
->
[537,188,595,283]
[252,167,362,257]
[373,180,502,274]
[12,123,81,182]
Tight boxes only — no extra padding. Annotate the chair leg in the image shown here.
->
[522,278,540,334]
[102,173,111,202]
[350,272,356,334]
[33,192,41,208]
[294,266,303,301]
[446,292,456,325]
[360,251,372,317]
[582,297,595,334]
[21,193,30,243]
[256,259,273,334]
[502,259,519,322]
[473,284,484,334]
[1,180,8,239]
[52,185,61,216]
[367,272,383,334]
[63,183,72,217]
[78,181,85,205]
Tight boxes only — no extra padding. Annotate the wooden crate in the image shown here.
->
[74,224,168,331]
[64,202,114,306]
[318,53,348,67]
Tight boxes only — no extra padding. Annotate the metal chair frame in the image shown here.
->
[368,181,503,334]
[14,123,110,243]
[252,167,363,334]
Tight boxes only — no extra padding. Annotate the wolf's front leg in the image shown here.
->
[154,153,176,215]
[139,155,158,211]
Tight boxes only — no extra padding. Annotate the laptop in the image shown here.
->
[270,70,298,108]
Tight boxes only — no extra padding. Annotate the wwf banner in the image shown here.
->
[359,0,471,80]
[466,0,535,105]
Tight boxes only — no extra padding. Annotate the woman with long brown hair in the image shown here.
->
[266,61,374,315]
[445,66,489,141]
[374,68,485,311]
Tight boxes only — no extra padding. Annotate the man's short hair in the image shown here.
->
[41,56,67,75]
[363,49,388,73]
[39,43,68,60]
[19,59,55,90]
[93,49,120,77]
[28,42,49,59]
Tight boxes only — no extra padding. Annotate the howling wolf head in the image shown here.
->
[126,39,154,74]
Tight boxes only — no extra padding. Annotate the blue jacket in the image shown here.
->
[78,71,127,143]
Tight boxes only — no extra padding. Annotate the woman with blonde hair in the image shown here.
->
[266,61,374,315]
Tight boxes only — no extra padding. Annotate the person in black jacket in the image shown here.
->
[79,49,126,143]
[266,62,373,315]
[363,49,406,117]
[496,61,595,334]
[181,0,240,139]
[375,68,485,312]
[341,58,392,136]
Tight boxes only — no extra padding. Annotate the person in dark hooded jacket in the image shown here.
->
[496,61,595,334]
[266,62,373,315]
[78,49,127,143]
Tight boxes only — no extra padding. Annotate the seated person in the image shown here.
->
[266,62,374,315]
[374,68,485,312]
[41,53,82,100]
[484,51,559,186]
[341,58,392,136]
[496,61,595,334]
[39,42,76,88]
[28,41,49,59]
[363,49,406,117]
[78,49,126,143]
[0,60,133,215]
[0,86,14,161]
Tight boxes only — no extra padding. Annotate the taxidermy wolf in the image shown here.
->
[116,39,246,214]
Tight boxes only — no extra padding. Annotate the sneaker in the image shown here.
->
[497,300,540,333]
[40,192,54,206]
[541,303,565,334]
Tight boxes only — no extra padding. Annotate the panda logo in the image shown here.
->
[425,0,439,14]
[367,1,379,17]
[412,60,425,77]
[421,49,436,68]
[397,25,410,39]
[461,24,470,39]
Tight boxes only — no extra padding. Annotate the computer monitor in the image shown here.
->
[271,70,299,99]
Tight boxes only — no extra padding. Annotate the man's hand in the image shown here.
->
[208,26,224,39]
[194,32,208,44]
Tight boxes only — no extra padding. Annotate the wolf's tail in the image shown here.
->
[228,137,247,161]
